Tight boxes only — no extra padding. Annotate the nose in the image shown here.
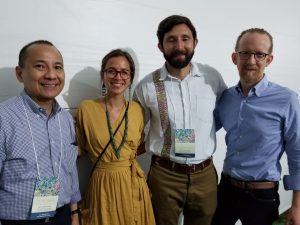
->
[45,66,58,79]
[175,40,185,51]
[114,71,123,79]
[247,54,256,64]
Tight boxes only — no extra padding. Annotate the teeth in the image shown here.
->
[42,84,56,87]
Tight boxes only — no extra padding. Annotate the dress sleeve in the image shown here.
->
[75,103,87,157]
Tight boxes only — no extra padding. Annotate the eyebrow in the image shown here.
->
[105,67,129,70]
[165,34,192,40]
[33,60,63,65]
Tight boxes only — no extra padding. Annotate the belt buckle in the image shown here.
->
[185,164,196,174]
[241,181,247,189]
[191,164,196,173]
[199,161,205,170]
[232,179,246,189]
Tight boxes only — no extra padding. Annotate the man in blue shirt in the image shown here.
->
[0,40,81,225]
[212,28,300,225]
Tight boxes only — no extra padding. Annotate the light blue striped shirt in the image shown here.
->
[214,75,300,190]
[0,90,81,220]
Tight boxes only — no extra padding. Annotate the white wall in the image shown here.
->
[1,0,299,223]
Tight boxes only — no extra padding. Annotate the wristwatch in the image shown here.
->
[71,208,81,215]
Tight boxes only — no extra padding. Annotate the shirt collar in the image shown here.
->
[159,62,202,81]
[253,75,268,96]
[20,89,61,115]
[234,74,269,97]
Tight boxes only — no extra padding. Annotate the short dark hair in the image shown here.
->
[157,15,197,45]
[235,28,273,53]
[101,49,135,82]
[18,40,60,67]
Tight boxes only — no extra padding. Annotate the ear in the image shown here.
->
[194,38,198,48]
[158,43,164,53]
[15,66,24,83]
[232,52,238,65]
[265,54,273,67]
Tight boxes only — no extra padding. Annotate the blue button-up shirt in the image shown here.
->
[214,75,300,190]
[0,91,81,220]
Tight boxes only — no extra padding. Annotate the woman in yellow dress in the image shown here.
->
[76,49,155,225]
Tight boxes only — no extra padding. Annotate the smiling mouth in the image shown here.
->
[41,84,58,88]
[173,54,186,60]
[111,83,124,87]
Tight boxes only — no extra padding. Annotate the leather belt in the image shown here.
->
[152,155,212,174]
[223,174,277,189]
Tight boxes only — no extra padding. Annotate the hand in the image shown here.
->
[137,142,146,156]
[285,206,300,225]
[71,213,81,225]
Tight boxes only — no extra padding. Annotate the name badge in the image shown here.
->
[175,129,195,158]
[30,177,59,220]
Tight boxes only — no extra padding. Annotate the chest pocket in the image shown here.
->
[2,158,27,181]
[194,95,215,123]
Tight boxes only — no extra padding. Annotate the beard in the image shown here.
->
[163,50,194,69]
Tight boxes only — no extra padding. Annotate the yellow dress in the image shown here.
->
[76,99,155,225]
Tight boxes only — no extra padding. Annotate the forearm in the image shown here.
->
[292,191,300,206]
[70,203,80,225]
[286,191,300,225]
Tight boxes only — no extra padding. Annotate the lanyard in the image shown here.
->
[21,98,63,180]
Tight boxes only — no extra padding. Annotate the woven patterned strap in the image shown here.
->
[152,69,172,158]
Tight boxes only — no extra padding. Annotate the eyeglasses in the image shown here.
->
[237,51,269,61]
[103,68,131,79]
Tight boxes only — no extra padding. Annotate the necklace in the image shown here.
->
[105,98,128,159]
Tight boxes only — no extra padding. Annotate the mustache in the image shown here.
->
[170,50,188,57]
[244,65,258,70]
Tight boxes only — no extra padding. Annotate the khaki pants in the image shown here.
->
[148,162,217,225]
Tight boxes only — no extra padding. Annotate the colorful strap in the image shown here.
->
[152,69,172,158]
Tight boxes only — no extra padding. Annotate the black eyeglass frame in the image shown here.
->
[237,51,270,61]
[103,68,132,79]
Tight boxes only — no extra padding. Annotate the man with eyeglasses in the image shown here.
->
[133,15,227,225]
[212,28,300,225]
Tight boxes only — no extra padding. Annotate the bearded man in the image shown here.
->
[133,15,227,225]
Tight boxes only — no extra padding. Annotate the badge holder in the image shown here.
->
[175,128,195,158]
[30,177,59,220]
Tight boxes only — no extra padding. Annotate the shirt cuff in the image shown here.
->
[283,174,300,190]
[70,190,81,204]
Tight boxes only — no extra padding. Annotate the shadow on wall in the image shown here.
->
[62,46,141,112]
[63,66,100,196]
[63,66,101,115]
[0,67,23,102]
